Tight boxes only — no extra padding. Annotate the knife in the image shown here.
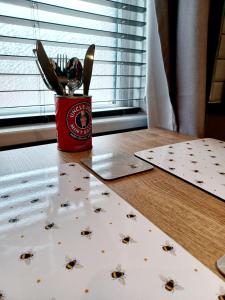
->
[33,49,53,91]
[36,40,64,95]
[83,44,95,96]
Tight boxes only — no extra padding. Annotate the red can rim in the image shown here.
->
[55,94,92,99]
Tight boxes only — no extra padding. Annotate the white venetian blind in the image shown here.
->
[0,0,146,120]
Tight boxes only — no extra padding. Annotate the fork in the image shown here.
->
[56,54,68,91]
[56,54,68,75]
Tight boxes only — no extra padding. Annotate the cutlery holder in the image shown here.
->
[55,95,92,152]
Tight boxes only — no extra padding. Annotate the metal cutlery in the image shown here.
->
[34,40,95,97]
[35,40,64,95]
[33,49,53,91]
[56,54,68,76]
[56,54,68,93]
[66,57,83,95]
[83,44,95,96]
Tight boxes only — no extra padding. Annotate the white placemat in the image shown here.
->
[135,138,225,201]
[0,163,224,300]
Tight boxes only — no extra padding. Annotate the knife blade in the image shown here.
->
[83,44,95,96]
[36,40,64,95]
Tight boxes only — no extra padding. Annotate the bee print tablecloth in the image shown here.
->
[135,138,225,201]
[0,163,224,300]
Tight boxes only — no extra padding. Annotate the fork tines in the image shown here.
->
[56,54,68,72]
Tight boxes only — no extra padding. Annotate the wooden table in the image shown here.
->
[0,128,224,280]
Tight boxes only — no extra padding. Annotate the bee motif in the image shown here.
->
[111,264,126,285]
[0,194,9,199]
[44,222,57,230]
[217,287,225,300]
[149,150,154,153]
[30,198,40,203]
[21,180,28,184]
[81,227,92,239]
[46,184,54,188]
[191,161,197,164]
[0,291,4,299]
[165,280,175,291]
[69,163,75,167]
[160,275,183,292]
[126,212,137,220]
[162,241,176,255]
[102,191,110,196]
[128,164,137,169]
[74,187,83,192]
[196,180,204,184]
[219,172,225,175]
[94,207,105,213]
[8,217,19,223]
[168,152,174,155]
[60,172,67,176]
[65,256,82,270]
[169,167,175,171]
[120,234,136,245]
[60,202,70,208]
[20,251,34,264]
[83,176,90,179]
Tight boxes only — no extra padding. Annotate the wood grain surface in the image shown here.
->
[0,128,224,280]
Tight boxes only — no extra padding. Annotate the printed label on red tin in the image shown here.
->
[66,102,92,140]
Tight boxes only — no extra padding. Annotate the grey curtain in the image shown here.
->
[146,0,210,137]
[146,0,176,131]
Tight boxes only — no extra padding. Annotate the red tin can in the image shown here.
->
[55,95,92,152]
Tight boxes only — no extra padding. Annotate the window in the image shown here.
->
[0,0,146,122]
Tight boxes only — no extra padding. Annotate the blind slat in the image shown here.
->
[0,55,146,66]
[0,99,144,109]
[80,0,146,13]
[0,88,145,93]
[0,0,146,27]
[0,90,145,107]
[0,15,145,41]
[0,35,146,54]
[0,74,145,91]
[0,60,145,76]
[0,73,146,78]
